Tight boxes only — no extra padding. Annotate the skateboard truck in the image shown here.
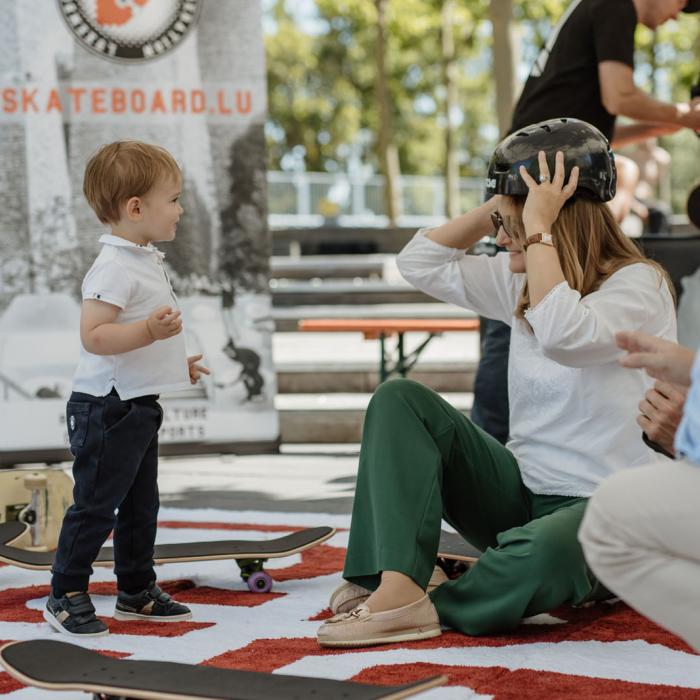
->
[237,558,274,593]
[18,474,48,551]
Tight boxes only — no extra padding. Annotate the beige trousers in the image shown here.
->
[579,459,700,651]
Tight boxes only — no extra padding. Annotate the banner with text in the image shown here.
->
[0,0,278,464]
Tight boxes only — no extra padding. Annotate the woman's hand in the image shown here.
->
[519,151,579,236]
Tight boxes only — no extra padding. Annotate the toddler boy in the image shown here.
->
[45,141,208,637]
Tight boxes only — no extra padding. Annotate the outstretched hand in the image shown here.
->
[519,151,579,235]
[616,331,695,388]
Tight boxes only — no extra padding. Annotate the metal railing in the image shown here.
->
[267,171,484,228]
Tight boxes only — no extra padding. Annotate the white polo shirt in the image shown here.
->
[72,234,191,400]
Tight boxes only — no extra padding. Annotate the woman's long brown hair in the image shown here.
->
[505,195,674,322]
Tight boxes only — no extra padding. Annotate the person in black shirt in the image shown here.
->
[472,0,700,445]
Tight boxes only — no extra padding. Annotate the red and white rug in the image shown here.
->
[1,508,699,699]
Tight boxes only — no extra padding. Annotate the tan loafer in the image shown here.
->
[329,565,449,615]
[317,594,441,648]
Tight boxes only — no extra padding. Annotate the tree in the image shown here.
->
[374,0,402,223]
[490,0,517,137]
[441,0,459,218]
[264,0,699,213]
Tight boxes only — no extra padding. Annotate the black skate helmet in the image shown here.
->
[485,117,616,202]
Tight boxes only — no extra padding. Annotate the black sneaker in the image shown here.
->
[44,591,109,637]
[114,583,192,622]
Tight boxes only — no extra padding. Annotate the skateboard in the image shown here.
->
[437,530,482,579]
[0,521,335,593]
[0,466,73,551]
[0,640,446,700]
[687,182,700,229]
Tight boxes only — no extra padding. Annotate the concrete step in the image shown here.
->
[271,254,393,280]
[271,279,434,306]
[277,365,475,393]
[276,392,473,443]
[273,330,479,395]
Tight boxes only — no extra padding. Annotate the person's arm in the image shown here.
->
[600,61,700,140]
[396,197,521,323]
[518,151,577,307]
[80,299,182,356]
[425,197,499,250]
[612,122,682,149]
[524,263,674,367]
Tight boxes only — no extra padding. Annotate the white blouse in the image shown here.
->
[397,229,677,497]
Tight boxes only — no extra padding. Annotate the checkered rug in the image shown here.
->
[1,508,699,699]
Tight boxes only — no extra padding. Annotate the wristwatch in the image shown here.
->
[524,232,554,249]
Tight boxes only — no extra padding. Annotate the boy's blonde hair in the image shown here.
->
[83,141,181,224]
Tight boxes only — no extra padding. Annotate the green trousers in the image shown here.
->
[343,379,605,636]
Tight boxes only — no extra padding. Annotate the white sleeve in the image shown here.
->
[396,229,522,324]
[82,258,132,309]
[524,263,676,367]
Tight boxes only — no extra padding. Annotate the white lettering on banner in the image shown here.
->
[530,0,583,78]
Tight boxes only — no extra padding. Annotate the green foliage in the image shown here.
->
[265,0,700,209]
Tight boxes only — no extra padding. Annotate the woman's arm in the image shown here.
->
[425,197,499,250]
[519,151,578,306]
[397,197,522,324]
[525,264,676,367]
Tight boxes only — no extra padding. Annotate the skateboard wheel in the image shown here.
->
[18,508,37,525]
[247,571,273,593]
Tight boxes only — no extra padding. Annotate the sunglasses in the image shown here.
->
[490,211,515,239]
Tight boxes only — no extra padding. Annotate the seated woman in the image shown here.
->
[316,118,677,648]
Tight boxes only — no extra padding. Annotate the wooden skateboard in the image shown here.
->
[0,640,446,700]
[687,182,700,229]
[437,530,482,579]
[0,521,335,593]
[0,466,73,551]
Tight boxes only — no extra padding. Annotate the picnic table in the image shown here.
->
[298,318,480,383]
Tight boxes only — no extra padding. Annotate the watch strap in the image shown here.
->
[524,232,554,249]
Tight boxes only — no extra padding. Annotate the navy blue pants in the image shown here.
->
[51,389,163,594]
[471,317,510,445]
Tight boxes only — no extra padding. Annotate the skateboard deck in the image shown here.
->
[0,521,335,593]
[687,183,700,229]
[437,530,482,578]
[0,466,73,551]
[0,640,446,700]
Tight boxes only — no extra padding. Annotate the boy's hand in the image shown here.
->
[188,354,210,384]
[146,306,182,340]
